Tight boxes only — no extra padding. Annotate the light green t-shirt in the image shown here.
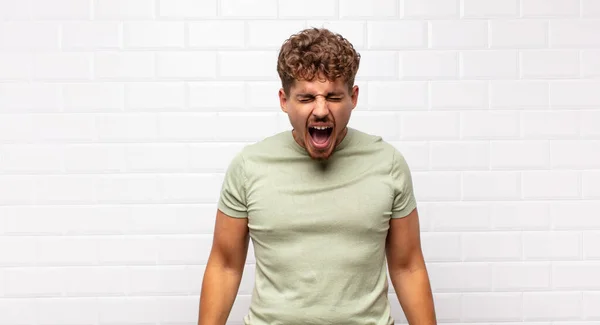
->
[218,127,417,325]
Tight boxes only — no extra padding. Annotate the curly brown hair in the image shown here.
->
[277,28,361,96]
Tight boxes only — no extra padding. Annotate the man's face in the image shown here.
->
[279,77,359,161]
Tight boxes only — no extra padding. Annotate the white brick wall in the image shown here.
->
[0,0,599,324]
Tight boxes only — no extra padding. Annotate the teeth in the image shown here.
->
[311,126,331,130]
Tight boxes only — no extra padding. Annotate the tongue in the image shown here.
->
[312,129,329,144]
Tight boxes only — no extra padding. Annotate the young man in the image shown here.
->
[198,28,437,325]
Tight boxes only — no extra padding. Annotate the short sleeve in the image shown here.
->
[390,149,417,219]
[217,151,248,218]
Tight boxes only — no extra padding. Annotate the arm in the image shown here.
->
[386,207,437,325]
[198,209,250,325]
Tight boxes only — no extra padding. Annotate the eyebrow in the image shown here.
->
[296,91,344,97]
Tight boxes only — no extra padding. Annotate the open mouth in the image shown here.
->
[308,125,333,149]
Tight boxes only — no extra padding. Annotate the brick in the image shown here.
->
[551,140,600,169]
[0,144,63,173]
[37,236,97,265]
[520,50,579,79]
[355,51,398,79]
[278,0,336,18]
[98,297,158,323]
[188,21,245,49]
[0,83,61,113]
[218,52,279,80]
[421,233,461,261]
[96,114,158,142]
[367,81,427,109]
[157,235,212,264]
[430,141,489,170]
[389,141,430,172]
[188,82,245,109]
[553,262,600,290]
[0,22,59,50]
[220,0,277,17]
[462,293,522,321]
[96,236,158,265]
[461,50,518,79]
[550,20,600,48]
[156,52,217,79]
[550,81,600,108]
[34,175,96,204]
[582,50,600,77]
[0,115,34,143]
[461,111,520,139]
[463,232,522,261]
[490,140,549,169]
[584,292,600,318]
[96,0,155,19]
[427,202,490,231]
[128,266,198,295]
[158,113,217,141]
[582,171,600,198]
[37,298,98,325]
[61,22,120,49]
[65,267,128,296]
[462,0,519,18]
[462,171,520,200]
[582,111,600,137]
[522,171,580,199]
[215,112,283,141]
[428,262,492,292]
[125,144,188,172]
[490,81,549,109]
[125,82,185,110]
[339,0,398,18]
[63,83,124,112]
[491,202,551,230]
[94,52,154,80]
[400,51,458,80]
[584,232,600,258]
[128,204,216,234]
[190,143,246,172]
[307,21,366,49]
[524,231,582,260]
[0,53,32,80]
[412,171,461,201]
[493,262,551,291]
[31,0,90,19]
[0,299,36,324]
[33,53,92,80]
[403,0,459,18]
[430,20,488,49]
[521,0,580,17]
[0,236,37,265]
[32,114,96,142]
[520,111,579,139]
[96,175,161,203]
[401,111,460,140]
[158,0,217,17]
[491,20,547,48]
[248,21,307,49]
[431,81,487,108]
[523,292,582,321]
[552,201,600,230]
[582,0,600,17]
[367,21,427,49]
[0,1,30,20]
[0,175,35,205]
[124,22,185,49]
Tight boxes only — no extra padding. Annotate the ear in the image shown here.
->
[279,88,288,113]
[351,85,359,109]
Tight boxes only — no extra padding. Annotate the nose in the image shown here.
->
[312,95,329,119]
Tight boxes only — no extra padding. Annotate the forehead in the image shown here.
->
[290,78,348,95]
